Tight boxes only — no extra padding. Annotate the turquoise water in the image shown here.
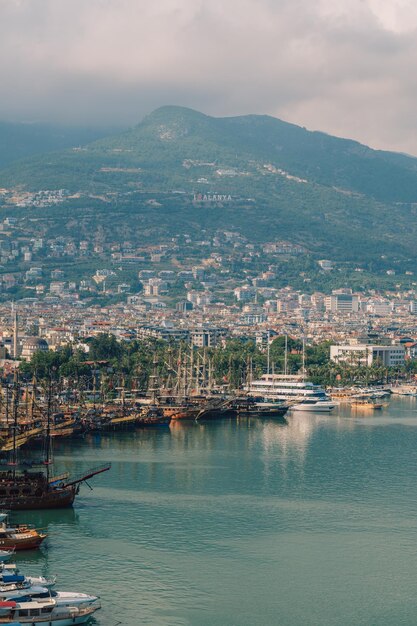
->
[11,397,417,625]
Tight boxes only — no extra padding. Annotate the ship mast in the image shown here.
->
[302,336,306,381]
[267,330,270,376]
[5,383,9,425]
[11,373,19,477]
[44,375,53,484]
[284,334,288,376]
[148,355,159,405]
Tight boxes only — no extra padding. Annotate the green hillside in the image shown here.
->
[1,106,417,265]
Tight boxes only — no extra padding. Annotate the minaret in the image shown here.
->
[12,304,18,360]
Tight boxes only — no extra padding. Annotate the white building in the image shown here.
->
[330,344,405,367]
[325,292,359,314]
[366,300,393,316]
[318,259,333,271]
[187,290,212,306]
[234,286,256,302]
[144,278,168,297]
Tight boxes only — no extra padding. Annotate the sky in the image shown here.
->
[2,0,417,154]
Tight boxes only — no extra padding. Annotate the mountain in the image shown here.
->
[0,121,120,169]
[1,106,417,265]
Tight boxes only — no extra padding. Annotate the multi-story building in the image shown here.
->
[190,327,226,348]
[325,290,359,314]
[234,286,256,302]
[366,300,393,316]
[330,344,405,367]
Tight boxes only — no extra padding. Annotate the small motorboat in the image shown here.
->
[290,399,336,412]
[0,564,55,589]
[30,591,98,607]
[0,585,50,601]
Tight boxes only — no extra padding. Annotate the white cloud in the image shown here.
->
[1,0,417,153]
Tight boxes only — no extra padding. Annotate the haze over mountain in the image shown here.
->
[2,105,417,266]
[0,122,118,169]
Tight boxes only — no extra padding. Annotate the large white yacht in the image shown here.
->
[244,374,336,412]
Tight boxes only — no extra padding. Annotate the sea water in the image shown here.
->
[13,397,417,625]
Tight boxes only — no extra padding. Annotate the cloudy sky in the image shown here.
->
[2,0,417,154]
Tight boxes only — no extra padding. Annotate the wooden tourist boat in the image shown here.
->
[0,513,45,551]
[0,378,111,510]
[136,405,171,426]
[195,397,237,421]
[161,405,200,420]
[0,464,111,511]
[351,399,385,410]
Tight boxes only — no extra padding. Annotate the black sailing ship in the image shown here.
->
[0,377,110,510]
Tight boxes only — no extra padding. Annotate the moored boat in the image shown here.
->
[234,397,289,420]
[162,405,200,420]
[0,464,111,511]
[195,397,237,421]
[244,374,331,403]
[0,380,110,511]
[0,598,100,625]
[351,399,385,410]
[0,514,45,551]
[136,405,171,426]
[289,399,336,412]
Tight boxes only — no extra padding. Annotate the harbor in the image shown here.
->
[0,352,414,625]
[3,395,417,625]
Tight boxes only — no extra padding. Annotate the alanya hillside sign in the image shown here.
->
[193,194,233,202]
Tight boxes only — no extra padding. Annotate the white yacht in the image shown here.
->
[289,398,336,412]
[0,597,100,625]
[244,374,336,412]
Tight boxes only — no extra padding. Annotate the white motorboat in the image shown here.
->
[0,564,97,608]
[0,585,49,601]
[289,399,336,412]
[0,583,97,609]
[28,591,98,608]
[0,565,55,590]
[0,598,100,625]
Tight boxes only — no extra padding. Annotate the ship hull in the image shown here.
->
[0,487,76,511]
[196,408,237,421]
[0,535,45,550]
[290,403,336,412]
[240,408,289,420]
[163,407,199,420]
